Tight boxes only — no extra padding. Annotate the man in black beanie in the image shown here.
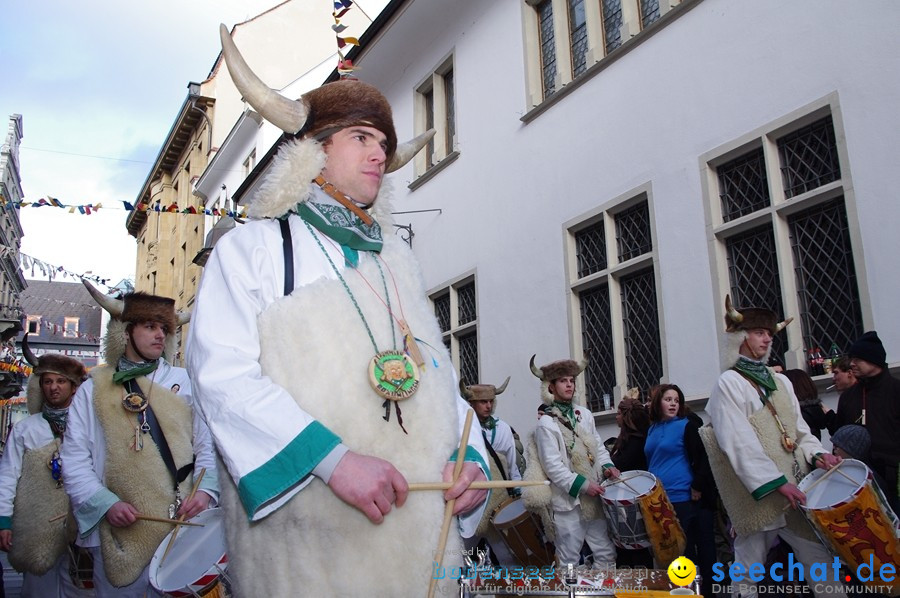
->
[835,331,900,504]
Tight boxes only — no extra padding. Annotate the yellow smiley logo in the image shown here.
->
[667,556,697,587]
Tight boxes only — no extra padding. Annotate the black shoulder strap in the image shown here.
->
[125,379,194,484]
[481,430,515,497]
[279,217,294,297]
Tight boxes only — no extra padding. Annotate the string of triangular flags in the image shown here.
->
[11,249,120,287]
[0,193,247,219]
[333,0,360,77]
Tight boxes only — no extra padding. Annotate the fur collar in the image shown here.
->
[247,136,395,227]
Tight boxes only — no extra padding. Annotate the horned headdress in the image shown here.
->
[530,354,588,406]
[21,333,87,414]
[459,376,510,415]
[218,24,434,220]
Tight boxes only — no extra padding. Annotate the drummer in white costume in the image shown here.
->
[62,288,218,597]
[701,296,843,598]
[528,356,619,567]
[0,339,90,596]
[462,377,522,565]
[185,27,489,597]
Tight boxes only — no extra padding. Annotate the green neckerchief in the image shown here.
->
[41,404,68,438]
[552,400,578,430]
[482,416,496,431]
[112,358,159,385]
[734,356,777,397]
[296,196,382,268]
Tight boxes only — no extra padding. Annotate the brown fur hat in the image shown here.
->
[723,294,791,335]
[121,292,177,333]
[297,80,397,162]
[34,354,87,385]
[530,356,586,382]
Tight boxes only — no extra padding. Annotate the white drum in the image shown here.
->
[148,507,228,597]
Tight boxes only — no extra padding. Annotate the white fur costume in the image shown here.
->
[187,138,489,596]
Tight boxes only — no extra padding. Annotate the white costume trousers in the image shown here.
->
[553,505,615,567]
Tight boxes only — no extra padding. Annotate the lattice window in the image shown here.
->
[601,0,623,54]
[569,0,588,78]
[458,282,477,325]
[580,285,615,412]
[615,201,652,262]
[640,0,661,28]
[434,294,450,332]
[789,197,863,356]
[415,57,455,176]
[718,148,770,222]
[778,115,840,199]
[621,268,662,394]
[444,69,455,154]
[538,0,557,97]
[575,221,607,278]
[459,332,479,386]
[725,225,788,364]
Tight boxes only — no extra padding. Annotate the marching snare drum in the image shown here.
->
[491,497,556,567]
[798,459,900,594]
[148,507,229,597]
[601,470,685,565]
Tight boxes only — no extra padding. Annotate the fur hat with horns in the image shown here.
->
[82,280,190,365]
[530,354,588,406]
[722,294,793,367]
[22,333,87,414]
[218,24,434,220]
[459,377,510,415]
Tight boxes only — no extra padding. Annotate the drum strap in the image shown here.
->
[481,430,515,496]
[124,378,195,486]
[279,217,294,297]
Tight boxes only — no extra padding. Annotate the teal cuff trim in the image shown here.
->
[752,475,787,500]
[237,421,340,519]
[198,469,220,505]
[76,488,120,537]
[0,516,10,529]
[570,474,587,498]
[448,445,491,481]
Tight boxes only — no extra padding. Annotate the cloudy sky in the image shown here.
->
[1,0,381,288]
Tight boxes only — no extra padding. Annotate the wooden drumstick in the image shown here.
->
[48,513,67,523]
[134,515,205,527]
[427,410,473,598]
[606,475,642,496]
[159,467,206,567]
[409,480,549,491]
[782,462,842,510]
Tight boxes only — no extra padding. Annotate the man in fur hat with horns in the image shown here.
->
[461,376,522,565]
[700,296,843,598]
[526,355,619,568]
[61,286,218,597]
[0,336,88,596]
[184,26,489,596]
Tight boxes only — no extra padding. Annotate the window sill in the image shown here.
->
[408,150,460,192]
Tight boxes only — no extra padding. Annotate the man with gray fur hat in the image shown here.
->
[835,330,900,506]
[701,296,843,598]
[0,338,88,596]
[185,26,489,596]
[527,355,619,567]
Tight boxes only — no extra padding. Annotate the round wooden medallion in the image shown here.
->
[122,392,148,413]
[368,350,420,401]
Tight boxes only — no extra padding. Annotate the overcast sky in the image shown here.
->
[1,0,377,288]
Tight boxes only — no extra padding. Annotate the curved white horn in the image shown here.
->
[386,129,435,173]
[724,294,743,324]
[82,279,124,318]
[494,376,511,396]
[177,309,192,327]
[576,359,588,375]
[21,333,38,367]
[529,355,543,379]
[219,24,309,134]
[775,317,794,333]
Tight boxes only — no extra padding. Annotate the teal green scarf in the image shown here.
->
[297,200,382,267]
[112,358,159,385]
[734,356,777,397]
[552,400,578,430]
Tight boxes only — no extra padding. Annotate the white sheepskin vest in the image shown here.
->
[220,234,463,597]
[9,438,74,574]
[92,366,195,586]
[699,378,815,540]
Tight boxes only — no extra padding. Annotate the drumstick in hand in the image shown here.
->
[427,410,473,598]
[408,480,549,491]
[134,515,205,527]
[159,467,206,567]
[782,463,842,510]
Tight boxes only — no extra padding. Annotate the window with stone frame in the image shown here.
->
[707,107,863,374]
[522,0,687,107]
[566,192,662,413]
[414,56,457,179]
[431,276,478,386]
